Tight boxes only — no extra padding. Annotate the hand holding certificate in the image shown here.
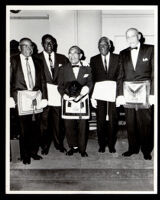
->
[17,90,43,116]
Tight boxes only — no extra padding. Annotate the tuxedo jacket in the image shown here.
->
[58,62,93,97]
[90,53,122,96]
[119,44,154,95]
[10,54,47,103]
[36,52,69,85]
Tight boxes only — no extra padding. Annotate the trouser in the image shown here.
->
[96,100,118,149]
[124,106,154,155]
[19,114,41,159]
[40,106,65,150]
[64,119,88,153]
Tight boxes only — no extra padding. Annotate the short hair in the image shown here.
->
[68,45,81,54]
[19,38,33,46]
[98,36,111,48]
[41,34,58,52]
[126,28,139,36]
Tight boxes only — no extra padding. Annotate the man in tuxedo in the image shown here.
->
[116,28,154,160]
[58,46,93,157]
[10,38,48,164]
[90,37,121,153]
[37,34,69,154]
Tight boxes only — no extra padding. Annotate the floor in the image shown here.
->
[9,130,155,193]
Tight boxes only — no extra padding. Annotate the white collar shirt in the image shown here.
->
[101,52,110,71]
[43,51,55,78]
[72,62,81,79]
[20,54,35,90]
[130,42,140,70]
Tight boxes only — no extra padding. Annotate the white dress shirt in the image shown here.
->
[43,51,55,78]
[72,62,82,79]
[131,42,140,70]
[101,52,110,71]
[20,54,35,90]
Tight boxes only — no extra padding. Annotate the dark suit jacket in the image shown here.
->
[90,53,122,96]
[58,62,93,96]
[119,44,154,95]
[10,54,47,103]
[36,52,69,85]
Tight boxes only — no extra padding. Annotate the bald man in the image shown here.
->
[90,37,121,154]
[117,28,154,160]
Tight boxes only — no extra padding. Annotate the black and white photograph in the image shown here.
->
[5,5,158,194]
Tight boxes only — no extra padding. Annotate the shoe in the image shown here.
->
[23,157,31,164]
[81,152,88,157]
[109,147,116,153]
[59,146,67,153]
[122,150,139,157]
[143,154,152,160]
[98,147,105,153]
[66,148,79,156]
[31,154,43,160]
[41,148,49,155]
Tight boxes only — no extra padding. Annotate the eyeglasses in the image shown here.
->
[20,44,33,49]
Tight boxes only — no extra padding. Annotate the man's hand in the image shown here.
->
[9,97,16,108]
[116,96,126,107]
[149,95,155,105]
[80,86,89,96]
[63,94,75,101]
[39,99,48,108]
[91,99,97,109]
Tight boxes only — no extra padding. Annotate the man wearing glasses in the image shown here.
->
[10,38,47,164]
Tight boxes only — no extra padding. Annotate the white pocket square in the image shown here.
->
[83,74,89,78]
[58,64,62,67]
[142,58,148,62]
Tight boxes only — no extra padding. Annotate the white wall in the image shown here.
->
[9,9,156,61]
[102,10,155,54]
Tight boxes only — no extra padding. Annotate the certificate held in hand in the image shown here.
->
[17,90,43,116]
[92,80,117,102]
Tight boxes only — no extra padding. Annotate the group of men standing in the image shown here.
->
[10,27,154,165]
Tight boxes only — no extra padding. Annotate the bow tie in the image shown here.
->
[72,65,79,68]
[130,47,138,50]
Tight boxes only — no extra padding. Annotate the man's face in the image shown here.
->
[98,40,110,56]
[68,48,82,64]
[43,37,54,54]
[126,29,140,48]
[19,40,33,57]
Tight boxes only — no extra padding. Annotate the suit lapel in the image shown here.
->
[98,54,106,72]
[135,45,144,70]
[53,53,59,82]
[18,56,28,89]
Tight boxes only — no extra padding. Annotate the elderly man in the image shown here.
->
[37,34,69,155]
[90,36,121,153]
[10,38,47,164]
[58,46,93,157]
[117,28,154,160]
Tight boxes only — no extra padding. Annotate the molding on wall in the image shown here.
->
[10,15,49,20]
[102,14,154,18]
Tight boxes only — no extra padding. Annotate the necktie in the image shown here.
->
[104,57,107,72]
[49,54,54,77]
[25,57,34,90]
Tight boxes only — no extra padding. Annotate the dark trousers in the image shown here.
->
[96,100,118,149]
[19,114,41,159]
[64,119,88,153]
[40,106,65,150]
[124,106,154,155]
